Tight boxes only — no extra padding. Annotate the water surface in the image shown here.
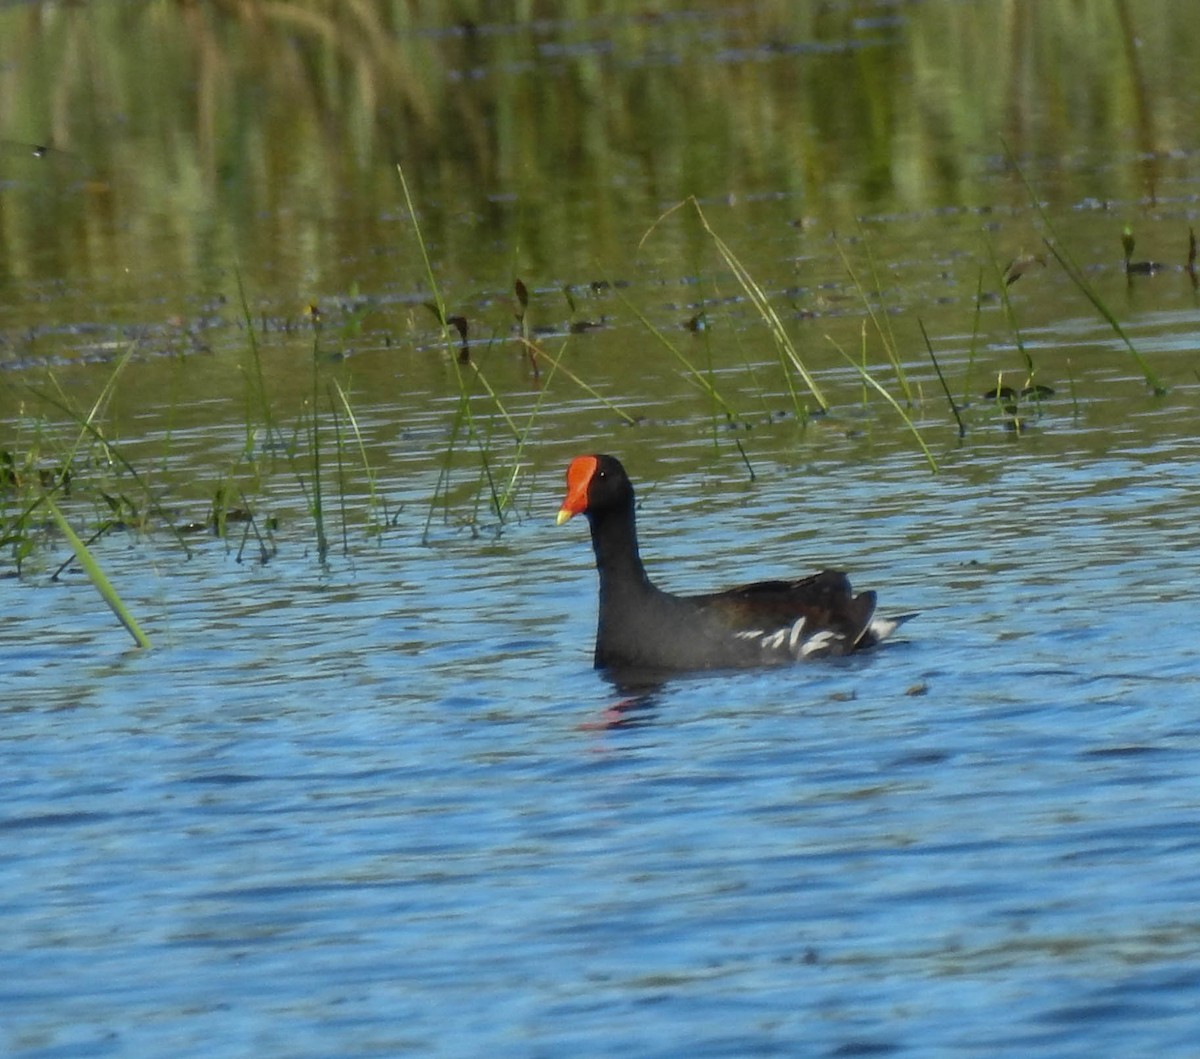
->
[3,2,1200,1056]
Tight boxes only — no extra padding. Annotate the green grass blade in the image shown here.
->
[640,197,828,415]
[399,163,517,531]
[1040,236,1166,394]
[309,336,328,561]
[27,350,193,559]
[331,378,381,530]
[327,387,350,557]
[397,164,444,324]
[985,241,1033,377]
[837,230,914,404]
[828,335,939,474]
[614,293,742,419]
[692,201,829,413]
[43,492,151,648]
[1001,140,1166,395]
[918,318,966,439]
[522,335,639,425]
[233,269,280,453]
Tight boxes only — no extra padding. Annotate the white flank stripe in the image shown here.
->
[800,629,839,658]
[762,628,789,651]
[788,616,807,654]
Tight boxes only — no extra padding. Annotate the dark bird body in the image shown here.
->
[557,454,909,677]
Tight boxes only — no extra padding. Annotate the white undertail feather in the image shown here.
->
[866,613,917,643]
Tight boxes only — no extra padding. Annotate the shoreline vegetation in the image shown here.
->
[3,173,1193,634]
[2,1,1199,642]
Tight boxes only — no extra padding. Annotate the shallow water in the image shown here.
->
[4,443,1200,1057]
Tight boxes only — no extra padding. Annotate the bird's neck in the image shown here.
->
[588,504,652,596]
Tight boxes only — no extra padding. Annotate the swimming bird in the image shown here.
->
[557,453,909,675]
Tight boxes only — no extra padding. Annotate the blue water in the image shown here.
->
[4,446,1200,1058]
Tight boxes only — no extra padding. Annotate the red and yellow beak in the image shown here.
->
[556,455,598,525]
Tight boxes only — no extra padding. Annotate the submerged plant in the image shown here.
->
[1121,225,1164,276]
[981,376,1056,435]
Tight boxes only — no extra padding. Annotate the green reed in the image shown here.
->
[396,162,517,536]
[397,164,646,535]
[919,319,966,440]
[643,198,830,419]
[331,378,385,538]
[0,348,156,643]
[1003,143,1167,396]
[26,348,186,547]
[961,268,987,408]
[826,330,938,474]
[836,231,914,406]
[307,331,329,562]
[43,490,151,649]
[986,241,1036,383]
[234,270,283,457]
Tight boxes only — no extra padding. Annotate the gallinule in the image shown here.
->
[557,454,909,673]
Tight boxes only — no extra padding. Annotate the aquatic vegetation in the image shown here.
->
[404,191,513,536]
[331,378,388,539]
[1005,148,1167,396]
[835,231,914,407]
[0,350,161,640]
[42,491,150,649]
[826,328,938,474]
[1042,233,1167,396]
[3,188,1183,590]
[642,197,830,419]
[919,319,966,440]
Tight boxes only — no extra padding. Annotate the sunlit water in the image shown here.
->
[4,439,1200,1058]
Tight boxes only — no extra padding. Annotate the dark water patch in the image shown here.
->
[826,1044,903,1058]
[1081,743,1169,758]
[0,810,118,833]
